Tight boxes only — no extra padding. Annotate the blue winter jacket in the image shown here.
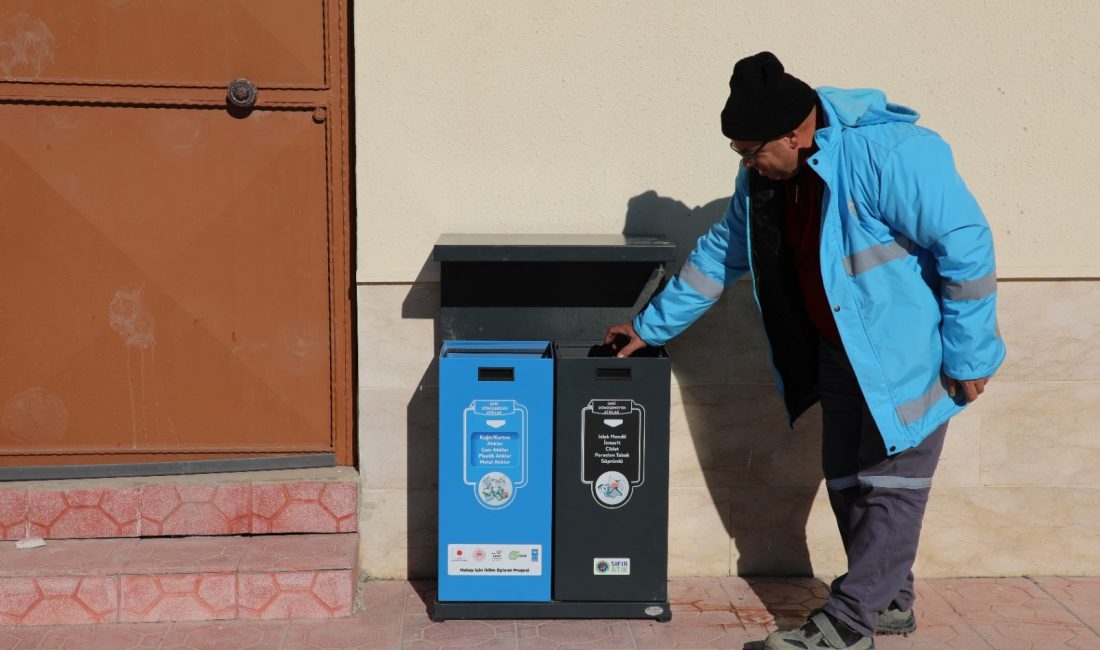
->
[634,86,1006,453]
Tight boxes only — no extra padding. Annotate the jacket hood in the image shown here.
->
[817,86,920,128]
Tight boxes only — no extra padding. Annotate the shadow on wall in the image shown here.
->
[399,288,442,583]
[623,190,825,581]
[397,191,828,611]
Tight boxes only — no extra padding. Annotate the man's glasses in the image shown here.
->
[730,139,770,164]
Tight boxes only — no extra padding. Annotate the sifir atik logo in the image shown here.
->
[593,558,630,576]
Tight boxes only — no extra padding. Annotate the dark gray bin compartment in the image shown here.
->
[552,342,671,603]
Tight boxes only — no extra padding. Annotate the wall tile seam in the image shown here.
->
[356,281,439,288]
[985,379,1100,384]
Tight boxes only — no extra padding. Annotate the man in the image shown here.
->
[606,52,1004,650]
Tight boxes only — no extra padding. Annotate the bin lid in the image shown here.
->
[433,234,675,263]
[440,340,552,358]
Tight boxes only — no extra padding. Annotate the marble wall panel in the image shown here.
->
[666,293,730,388]
[669,385,822,490]
[359,489,436,580]
[728,486,845,578]
[357,284,440,390]
[358,387,437,491]
[980,382,1100,487]
[667,488,731,577]
[935,402,982,488]
[995,281,1100,382]
[916,486,1100,577]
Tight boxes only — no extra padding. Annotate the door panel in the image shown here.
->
[0,1,326,88]
[0,1,351,470]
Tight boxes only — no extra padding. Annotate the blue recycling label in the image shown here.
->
[463,400,528,509]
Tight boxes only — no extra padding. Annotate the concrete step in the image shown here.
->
[0,533,358,626]
[0,467,357,540]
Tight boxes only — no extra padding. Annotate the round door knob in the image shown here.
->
[227,78,258,108]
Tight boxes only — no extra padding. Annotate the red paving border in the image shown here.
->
[0,535,357,627]
[1,576,1098,649]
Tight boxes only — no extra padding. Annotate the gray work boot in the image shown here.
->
[875,605,916,635]
[764,611,874,649]
[808,605,916,636]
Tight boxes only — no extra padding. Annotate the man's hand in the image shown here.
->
[944,376,990,403]
[605,321,647,358]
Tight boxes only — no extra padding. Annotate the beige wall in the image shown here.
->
[357,0,1100,282]
[354,2,1100,579]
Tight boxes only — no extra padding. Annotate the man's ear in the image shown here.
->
[784,131,800,148]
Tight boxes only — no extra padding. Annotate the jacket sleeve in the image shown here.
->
[633,170,752,345]
[877,132,1006,380]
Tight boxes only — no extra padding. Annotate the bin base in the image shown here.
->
[431,599,672,622]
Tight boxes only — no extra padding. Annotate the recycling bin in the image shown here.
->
[552,342,671,610]
[437,340,554,603]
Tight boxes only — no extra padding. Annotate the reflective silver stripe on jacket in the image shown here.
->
[678,259,724,299]
[942,270,997,301]
[843,236,914,276]
[896,378,949,426]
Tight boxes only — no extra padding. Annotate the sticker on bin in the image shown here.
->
[448,544,543,576]
[464,399,528,509]
[581,399,645,508]
[593,558,631,576]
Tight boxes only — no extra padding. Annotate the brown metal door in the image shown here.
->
[0,0,352,472]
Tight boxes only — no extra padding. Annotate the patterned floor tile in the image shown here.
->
[0,539,138,577]
[877,625,993,649]
[119,573,236,623]
[1,577,118,626]
[668,577,736,613]
[0,490,28,542]
[238,570,354,620]
[968,621,1100,649]
[139,484,250,537]
[722,577,828,630]
[632,617,758,649]
[516,619,634,648]
[357,579,416,617]
[933,577,1081,625]
[402,612,519,648]
[158,619,289,650]
[37,623,165,649]
[282,613,403,649]
[27,488,139,540]
[237,533,357,572]
[1032,576,1100,632]
[122,536,247,574]
[251,483,357,534]
[879,579,993,649]
[0,624,50,649]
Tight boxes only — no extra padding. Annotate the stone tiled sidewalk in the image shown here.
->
[2,576,1099,649]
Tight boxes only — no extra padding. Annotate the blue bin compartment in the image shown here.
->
[438,340,554,602]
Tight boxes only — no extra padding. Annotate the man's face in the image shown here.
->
[731,135,801,180]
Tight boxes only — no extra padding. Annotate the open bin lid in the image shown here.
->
[433,234,675,263]
[433,234,676,343]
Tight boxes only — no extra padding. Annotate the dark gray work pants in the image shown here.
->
[817,336,947,638]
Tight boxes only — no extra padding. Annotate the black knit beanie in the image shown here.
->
[721,52,815,141]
